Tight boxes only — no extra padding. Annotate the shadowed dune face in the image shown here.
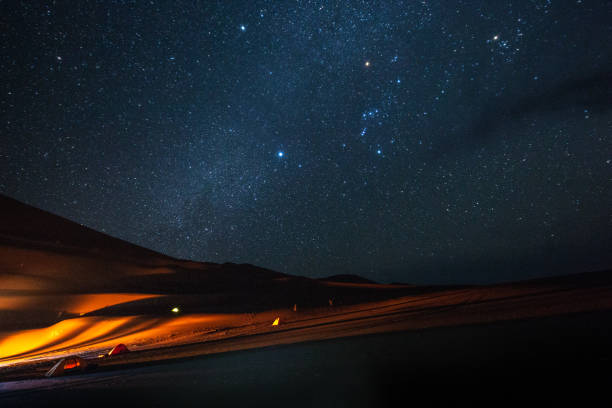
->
[0,291,167,332]
[0,246,177,292]
[0,293,163,317]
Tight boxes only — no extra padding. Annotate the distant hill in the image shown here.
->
[319,274,377,284]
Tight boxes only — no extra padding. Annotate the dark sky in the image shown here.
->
[1,1,611,284]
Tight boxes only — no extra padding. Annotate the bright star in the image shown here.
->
[240,25,246,32]
[277,151,284,158]
[493,35,499,41]
[376,149,382,155]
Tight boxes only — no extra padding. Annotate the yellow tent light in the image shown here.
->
[171,307,180,313]
[272,317,279,326]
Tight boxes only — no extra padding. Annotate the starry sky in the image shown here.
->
[1,1,611,284]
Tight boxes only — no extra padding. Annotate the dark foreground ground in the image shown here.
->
[2,309,611,407]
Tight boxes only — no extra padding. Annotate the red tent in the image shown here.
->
[108,343,130,356]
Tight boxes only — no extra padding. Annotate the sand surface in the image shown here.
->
[2,273,612,376]
[2,194,612,406]
[2,310,612,407]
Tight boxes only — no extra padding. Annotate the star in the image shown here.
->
[2,0,607,287]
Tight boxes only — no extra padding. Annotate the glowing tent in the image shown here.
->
[108,343,130,356]
[45,356,88,377]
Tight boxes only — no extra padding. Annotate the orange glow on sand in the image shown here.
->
[0,313,246,364]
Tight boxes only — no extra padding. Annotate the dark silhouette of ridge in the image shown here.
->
[0,194,170,264]
[319,274,378,284]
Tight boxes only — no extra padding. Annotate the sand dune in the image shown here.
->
[2,193,612,385]
[0,195,416,363]
[3,274,612,368]
[0,313,252,363]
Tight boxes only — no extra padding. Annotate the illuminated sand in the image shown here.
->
[3,276,612,370]
[2,278,612,408]
[0,194,423,367]
[1,195,612,406]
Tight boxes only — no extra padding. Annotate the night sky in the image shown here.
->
[2,1,611,284]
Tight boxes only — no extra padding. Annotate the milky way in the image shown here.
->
[2,1,611,283]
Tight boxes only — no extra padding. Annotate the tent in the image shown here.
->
[45,356,88,377]
[108,343,130,356]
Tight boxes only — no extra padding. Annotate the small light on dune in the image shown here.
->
[272,317,279,326]
[172,307,180,313]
